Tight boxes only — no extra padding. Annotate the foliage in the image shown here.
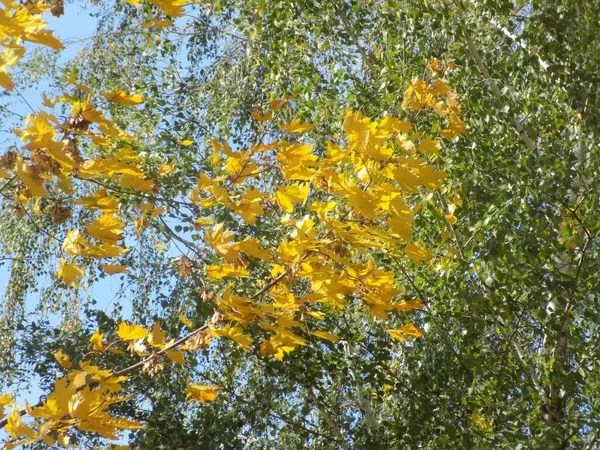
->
[0,0,599,449]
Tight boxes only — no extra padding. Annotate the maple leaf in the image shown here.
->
[23,29,63,50]
[167,350,188,365]
[206,263,250,280]
[419,138,441,156]
[312,331,341,342]
[101,264,128,275]
[186,385,223,404]
[274,183,309,212]
[86,214,124,244]
[61,230,87,256]
[104,88,145,105]
[117,173,155,191]
[233,187,265,224]
[379,115,412,134]
[147,321,167,348]
[251,107,273,122]
[5,410,35,439]
[394,299,423,312]
[259,338,296,361]
[205,223,238,261]
[15,156,46,197]
[54,349,72,369]
[116,322,149,341]
[0,69,14,90]
[209,325,253,350]
[90,329,105,351]
[75,190,119,213]
[281,118,313,133]
[403,243,433,262]
[387,324,424,343]
[179,313,193,328]
[57,260,84,287]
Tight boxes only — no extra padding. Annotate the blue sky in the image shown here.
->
[1,3,104,405]
[0,6,209,443]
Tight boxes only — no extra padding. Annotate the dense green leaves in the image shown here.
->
[0,0,599,448]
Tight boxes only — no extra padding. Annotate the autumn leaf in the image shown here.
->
[101,264,128,275]
[209,325,253,350]
[387,324,424,343]
[311,331,340,342]
[186,385,223,404]
[54,349,72,369]
[141,20,173,28]
[15,156,46,197]
[86,215,124,243]
[419,138,441,156]
[167,350,188,365]
[251,107,273,122]
[179,313,193,328]
[90,329,105,351]
[117,174,155,191]
[403,243,433,262]
[281,118,313,133]
[57,260,84,288]
[104,88,145,105]
[62,230,87,256]
[147,322,167,348]
[274,183,309,212]
[116,322,149,341]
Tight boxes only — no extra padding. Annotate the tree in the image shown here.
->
[0,0,599,449]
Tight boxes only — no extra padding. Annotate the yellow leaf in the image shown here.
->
[445,214,457,224]
[472,413,492,432]
[206,263,250,280]
[179,313,193,328]
[158,163,175,176]
[269,98,289,110]
[62,229,87,256]
[379,115,412,134]
[419,138,441,156]
[66,76,92,93]
[90,329,105,351]
[186,385,223,404]
[23,30,63,50]
[167,350,188,365]
[387,324,424,343]
[403,243,433,262]
[251,107,273,122]
[6,410,35,439]
[259,338,296,361]
[209,325,253,350]
[146,322,167,349]
[15,156,46,197]
[394,299,423,312]
[104,88,145,105]
[86,214,124,243]
[101,264,128,275]
[0,69,14,90]
[116,322,149,341]
[178,139,194,146]
[312,331,340,342]
[204,223,238,261]
[54,349,72,369]
[57,260,84,287]
[118,173,155,191]
[274,183,309,212]
[281,118,313,133]
[141,20,173,28]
